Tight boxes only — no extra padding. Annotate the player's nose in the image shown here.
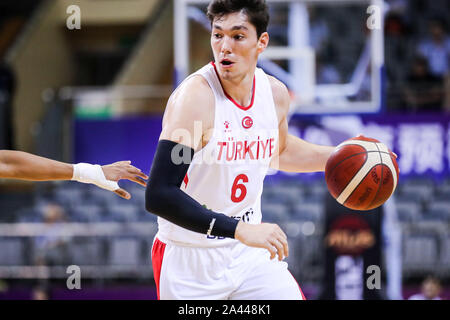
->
[220,36,233,53]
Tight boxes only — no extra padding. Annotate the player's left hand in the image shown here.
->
[101,161,149,199]
[235,221,289,261]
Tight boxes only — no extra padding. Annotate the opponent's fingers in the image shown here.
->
[127,167,148,180]
[119,173,147,187]
[131,176,147,187]
[114,188,131,200]
[137,171,149,180]
[111,162,147,179]
[112,160,132,166]
[107,160,131,168]
[121,164,148,180]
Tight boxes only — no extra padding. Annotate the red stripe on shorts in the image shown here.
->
[289,271,307,300]
[151,238,166,300]
[183,174,189,187]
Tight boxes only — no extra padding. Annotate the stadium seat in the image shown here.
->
[395,200,421,222]
[106,204,139,223]
[84,185,127,207]
[137,209,157,222]
[433,180,450,200]
[108,238,141,265]
[427,202,450,220]
[261,203,291,223]
[307,181,328,197]
[403,235,438,269]
[53,187,86,208]
[264,185,303,206]
[398,183,434,202]
[0,238,25,266]
[400,177,434,188]
[395,193,422,203]
[129,187,146,208]
[15,207,43,223]
[422,210,449,222]
[439,235,450,266]
[70,205,104,223]
[68,238,105,265]
[292,201,324,222]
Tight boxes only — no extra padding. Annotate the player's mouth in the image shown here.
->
[220,59,235,69]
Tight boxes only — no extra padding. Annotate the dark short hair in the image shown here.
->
[424,275,441,286]
[428,15,447,30]
[206,0,269,38]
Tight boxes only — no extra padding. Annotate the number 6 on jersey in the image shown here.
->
[231,174,248,203]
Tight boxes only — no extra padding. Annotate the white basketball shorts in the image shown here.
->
[151,237,306,300]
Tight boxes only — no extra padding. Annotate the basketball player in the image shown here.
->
[0,150,148,199]
[145,0,335,299]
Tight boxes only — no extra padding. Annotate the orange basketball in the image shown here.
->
[325,135,399,211]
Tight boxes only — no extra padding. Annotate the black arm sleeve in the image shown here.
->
[145,139,239,238]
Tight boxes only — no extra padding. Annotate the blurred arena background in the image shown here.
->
[0,0,449,300]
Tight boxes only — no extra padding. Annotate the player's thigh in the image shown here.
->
[158,243,233,300]
[230,256,305,300]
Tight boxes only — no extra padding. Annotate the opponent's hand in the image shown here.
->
[234,220,289,261]
[101,161,149,199]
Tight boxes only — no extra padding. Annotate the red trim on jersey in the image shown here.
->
[151,238,166,300]
[289,271,307,300]
[183,173,189,187]
[210,61,255,111]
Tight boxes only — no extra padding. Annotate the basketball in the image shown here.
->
[325,135,399,211]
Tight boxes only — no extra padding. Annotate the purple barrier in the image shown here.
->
[1,284,448,300]
[74,116,162,175]
[0,285,158,300]
[0,287,30,300]
[74,113,450,179]
[51,285,158,300]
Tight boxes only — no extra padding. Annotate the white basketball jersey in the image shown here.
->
[156,62,279,247]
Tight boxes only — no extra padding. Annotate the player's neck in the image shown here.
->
[220,70,255,107]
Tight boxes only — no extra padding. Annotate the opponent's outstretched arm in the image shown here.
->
[0,150,148,199]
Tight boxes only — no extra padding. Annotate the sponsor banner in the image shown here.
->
[319,193,383,300]
[284,113,450,180]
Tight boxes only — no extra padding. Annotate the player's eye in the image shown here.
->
[234,34,244,40]
[213,33,223,39]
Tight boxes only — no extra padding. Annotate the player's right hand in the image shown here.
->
[234,221,289,261]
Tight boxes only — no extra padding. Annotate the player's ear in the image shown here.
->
[257,32,269,53]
